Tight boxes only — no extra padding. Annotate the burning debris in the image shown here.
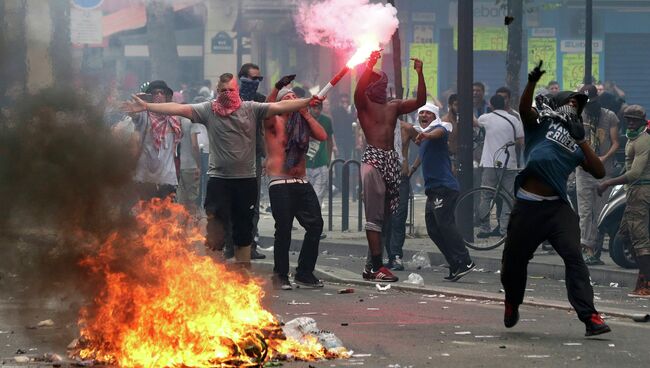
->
[69,198,348,367]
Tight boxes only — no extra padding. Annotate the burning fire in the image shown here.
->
[71,198,345,367]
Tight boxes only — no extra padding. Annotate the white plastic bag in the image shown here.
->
[407,250,431,269]
[403,273,424,286]
[282,317,346,353]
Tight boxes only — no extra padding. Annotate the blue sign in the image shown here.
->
[72,0,104,10]
[211,32,234,54]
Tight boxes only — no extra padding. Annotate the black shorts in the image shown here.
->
[204,177,257,246]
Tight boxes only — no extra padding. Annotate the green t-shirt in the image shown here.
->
[306,114,333,168]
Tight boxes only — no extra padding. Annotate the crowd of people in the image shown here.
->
[114,51,650,337]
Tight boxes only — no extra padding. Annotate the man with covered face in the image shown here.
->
[354,51,426,282]
[576,84,620,266]
[123,73,323,267]
[130,80,182,201]
[263,77,327,290]
[501,61,611,337]
[218,62,269,261]
[598,105,650,298]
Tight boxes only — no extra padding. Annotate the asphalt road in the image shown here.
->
[273,282,650,368]
[2,264,650,368]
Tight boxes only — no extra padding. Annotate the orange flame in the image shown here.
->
[72,198,346,367]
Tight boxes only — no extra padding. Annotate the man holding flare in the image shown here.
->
[354,50,426,282]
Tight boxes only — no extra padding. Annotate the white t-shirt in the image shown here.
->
[478,109,524,169]
[133,113,178,185]
[179,118,201,170]
[195,123,209,154]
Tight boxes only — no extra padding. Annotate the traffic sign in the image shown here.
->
[71,0,104,10]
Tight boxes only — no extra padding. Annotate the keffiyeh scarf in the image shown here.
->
[362,145,402,213]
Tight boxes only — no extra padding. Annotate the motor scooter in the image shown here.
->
[597,184,638,269]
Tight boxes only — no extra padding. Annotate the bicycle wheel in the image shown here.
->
[454,187,513,251]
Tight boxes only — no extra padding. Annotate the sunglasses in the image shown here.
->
[250,76,264,81]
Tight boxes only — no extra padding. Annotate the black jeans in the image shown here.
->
[425,186,471,269]
[501,199,597,322]
[204,177,257,249]
[269,182,323,277]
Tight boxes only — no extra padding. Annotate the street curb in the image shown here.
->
[255,259,650,323]
[261,236,638,288]
[313,266,650,322]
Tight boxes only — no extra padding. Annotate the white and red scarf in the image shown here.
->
[212,90,242,116]
[146,94,182,151]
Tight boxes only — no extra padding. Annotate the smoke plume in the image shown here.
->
[294,0,399,50]
[0,86,137,300]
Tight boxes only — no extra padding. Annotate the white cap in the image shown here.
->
[417,102,440,116]
[277,87,293,100]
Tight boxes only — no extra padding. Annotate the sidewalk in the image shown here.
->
[256,193,638,288]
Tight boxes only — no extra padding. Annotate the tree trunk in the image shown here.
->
[0,0,28,104]
[505,0,522,108]
[146,0,179,89]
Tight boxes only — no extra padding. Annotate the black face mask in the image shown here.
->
[553,91,588,115]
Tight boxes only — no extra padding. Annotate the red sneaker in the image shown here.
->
[362,266,399,282]
[504,301,519,328]
[585,313,611,336]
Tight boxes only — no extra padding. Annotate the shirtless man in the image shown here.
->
[355,51,426,281]
[264,76,328,290]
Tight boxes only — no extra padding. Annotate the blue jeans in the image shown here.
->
[387,176,411,259]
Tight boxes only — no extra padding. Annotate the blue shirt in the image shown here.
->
[419,126,459,191]
[515,119,585,202]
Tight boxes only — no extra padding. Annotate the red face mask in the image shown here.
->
[212,90,242,116]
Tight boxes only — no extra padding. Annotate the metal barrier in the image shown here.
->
[342,160,363,231]
[328,159,345,232]
[328,159,363,232]
[407,187,415,236]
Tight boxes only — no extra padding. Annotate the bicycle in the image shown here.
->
[454,142,516,250]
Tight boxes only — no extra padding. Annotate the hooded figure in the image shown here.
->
[365,71,388,104]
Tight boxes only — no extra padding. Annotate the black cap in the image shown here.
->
[145,80,173,96]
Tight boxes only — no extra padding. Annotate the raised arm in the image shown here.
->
[354,50,381,110]
[520,61,545,127]
[266,74,296,103]
[266,98,312,118]
[123,94,193,119]
[397,58,426,114]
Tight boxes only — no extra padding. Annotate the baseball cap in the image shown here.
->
[624,105,647,121]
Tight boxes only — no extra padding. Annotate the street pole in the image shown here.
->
[584,0,593,84]
[457,0,474,234]
[387,0,404,100]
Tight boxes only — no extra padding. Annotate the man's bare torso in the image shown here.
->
[264,115,307,178]
[357,100,402,151]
